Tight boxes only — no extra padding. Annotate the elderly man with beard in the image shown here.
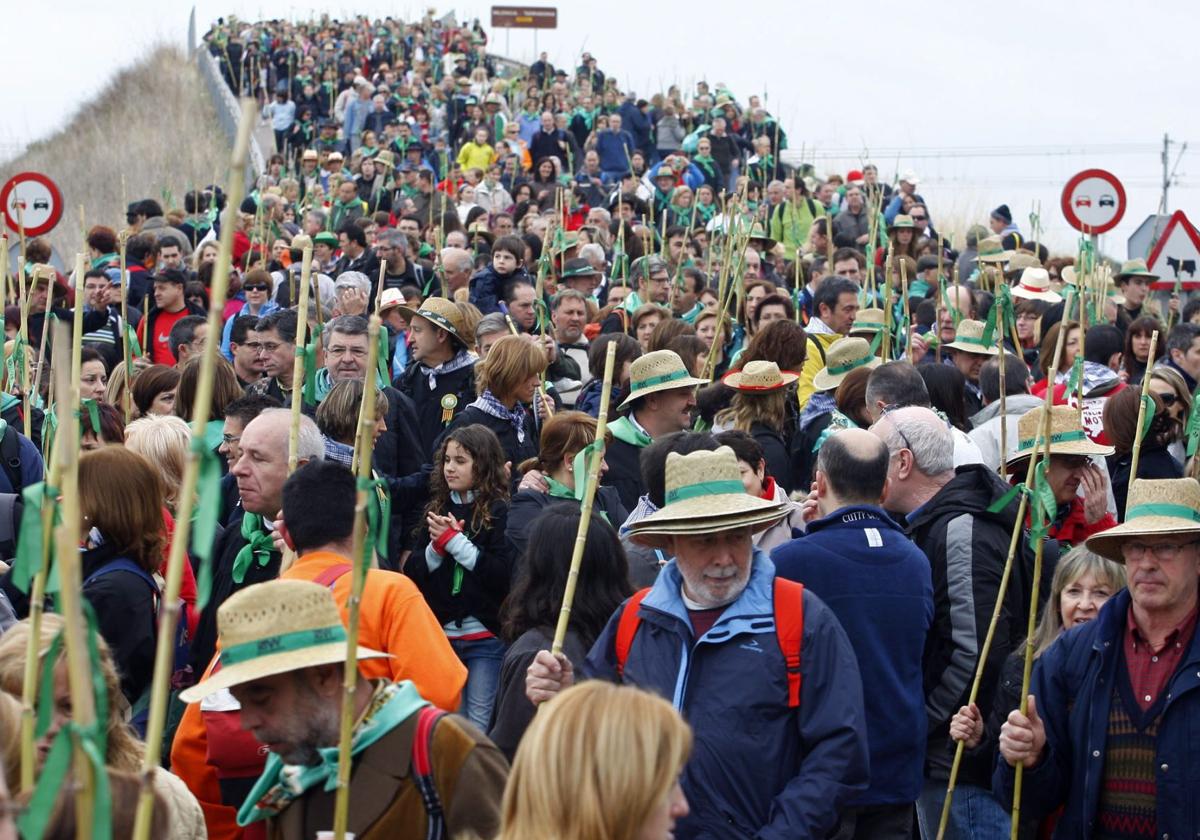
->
[526,444,868,838]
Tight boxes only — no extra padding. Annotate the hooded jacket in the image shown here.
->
[906,464,1051,788]
[967,392,1044,471]
[584,553,869,839]
[993,588,1200,838]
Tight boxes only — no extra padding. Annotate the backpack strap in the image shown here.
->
[614,588,651,679]
[773,577,805,708]
[0,425,22,493]
[312,563,353,589]
[411,705,448,840]
[84,557,160,596]
[807,335,827,365]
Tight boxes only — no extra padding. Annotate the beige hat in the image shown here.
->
[1116,258,1160,282]
[1005,251,1042,275]
[812,337,882,391]
[179,580,389,703]
[379,288,405,313]
[619,350,708,410]
[945,319,1000,356]
[1005,405,1114,467]
[1012,268,1063,303]
[1087,478,1200,561]
[721,360,798,392]
[849,308,886,337]
[974,236,1010,264]
[397,296,468,347]
[626,446,789,546]
[374,149,396,170]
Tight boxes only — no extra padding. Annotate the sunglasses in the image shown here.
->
[242,284,270,292]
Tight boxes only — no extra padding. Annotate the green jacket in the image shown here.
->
[768,198,826,251]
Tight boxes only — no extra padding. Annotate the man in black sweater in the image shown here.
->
[393,297,477,454]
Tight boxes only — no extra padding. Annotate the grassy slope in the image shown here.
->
[1,46,230,258]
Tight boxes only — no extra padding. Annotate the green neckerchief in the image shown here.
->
[692,155,716,178]
[328,197,364,231]
[238,681,428,826]
[232,513,276,584]
[312,367,388,405]
[609,415,652,448]
[679,301,705,324]
[571,106,598,129]
[620,289,645,314]
[90,253,117,271]
[545,475,575,500]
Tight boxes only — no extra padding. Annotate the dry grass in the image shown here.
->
[0,45,230,258]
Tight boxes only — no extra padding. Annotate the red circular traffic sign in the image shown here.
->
[1060,168,1126,235]
[0,172,63,238]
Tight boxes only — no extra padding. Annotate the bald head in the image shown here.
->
[816,428,890,510]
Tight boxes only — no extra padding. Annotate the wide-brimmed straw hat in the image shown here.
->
[179,580,389,703]
[721,360,798,392]
[467,220,495,243]
[1116,258,1160,282]
[626,446,789,546]
[1005,405,1114,467]
[374,149,396,170]
[812,336,881,391]
[1087,478,1200,561]
[889,214,915,232]
[945,319,1000,356]
[849,308,886,337]
[379,288,405,313]
[974,236,1010,264]
[397,296,468,346]
[1005,251,1042,276]
[619,350,708,410]
[1012,268,1063,303]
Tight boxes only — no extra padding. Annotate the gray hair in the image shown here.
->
[440,247,474,274]
[578,242,605,263]
[475,312,510,343]
[552,288,589,311]
[334,271,371,294]
[874,406,954,477]
[322,314,369,347]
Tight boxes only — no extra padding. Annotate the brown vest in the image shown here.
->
[268,712,508,840]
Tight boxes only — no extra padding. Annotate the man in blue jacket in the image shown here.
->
[595,113,637,184]
[996,477,1200,838]
[773,428,932,839]
[527,445,869,839]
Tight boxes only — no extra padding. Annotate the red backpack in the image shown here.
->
[614,577,806,707]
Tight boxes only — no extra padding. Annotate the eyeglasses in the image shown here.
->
[242,284,270,292]
[247,341,283,354]
[911,215,928,222]
[1156,392,1179,407]
[879,404,915,454]
[1122,540,1199,561]
[1053,455,1092,471]
[221,434,242,445]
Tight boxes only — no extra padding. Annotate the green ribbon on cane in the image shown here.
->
[359,474,392,574]
[1186,386,1200,458]
[40,406,58,462]
[299,322,324,406]
[20,613,113,840]
[376,321,390,385]
[125,321,143,358]
[79,399,101,436]
[1140,393,1157,445]
[8,482,58,594]
[981,283,1014,347]
[1029,459,1058,542]
[190,435,224,609]
[1065,354,1084,398]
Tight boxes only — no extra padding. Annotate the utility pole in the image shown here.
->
[1162,132,1171,212]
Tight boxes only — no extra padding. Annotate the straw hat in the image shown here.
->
[812,336,881,391]
[1004,405,1114,467]
[397,296,468,346]
[467,220,495,244]
[849,308,885,337]
[1005,251,1042,275]
[379,288,405,313]
[945,320,1000,356]
[618,350,709,410]
[746,222,777,252]
[974,236,1009,264]
[1087,478,1200,561]
[1116,258,1159,282]
[179,580,389,703]
[626,446,789,545]
[889,214,915,232]
[374,149,396,170]
[1012,268,1063,303]
[721,360,798,392]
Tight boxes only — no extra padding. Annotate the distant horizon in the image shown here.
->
[3,0,1197,256]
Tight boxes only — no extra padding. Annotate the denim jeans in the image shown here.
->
[916,779,1010,840]
[450,636,506,731]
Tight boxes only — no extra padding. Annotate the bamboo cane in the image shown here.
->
[552,340,616,654]
[1126,331,1160,518]
[118,231,133,425]
[287,238,314,476]
[1077,258,1088,407]
[330,314,382,840]
[16,221,31,439]
[937,316,1070,840]
[131,98,256,840]
[900,255,913,365]
[48,318,95,839]
[998,320,1009,478]
[30,265,56,405]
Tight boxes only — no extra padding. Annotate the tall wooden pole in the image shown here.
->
[287,237,314,476]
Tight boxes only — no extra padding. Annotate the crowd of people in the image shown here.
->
[0,9,1196,840]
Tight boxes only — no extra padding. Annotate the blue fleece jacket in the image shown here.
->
[595,128,636,173]
[772,505,933,806]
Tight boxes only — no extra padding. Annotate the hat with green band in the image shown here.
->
[179,579,389,703]
[1086,478,1200,562]
[626,446,789,546]
[1116,258,1160,282]
[974,235,1010,264]
[813,336,881,392]
[888,214,916,232]
[1004,404,1114,467]
[944,319,1000,356]
[397,296,468,348]
[619,350,709,410]
[849,308,886,337]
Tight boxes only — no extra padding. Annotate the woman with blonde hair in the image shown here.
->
[125,414,191,511]
[0,615,206,838]
[498,681,691,840]
[447,333,547,479]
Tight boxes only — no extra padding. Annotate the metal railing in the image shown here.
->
[195,47,269,179]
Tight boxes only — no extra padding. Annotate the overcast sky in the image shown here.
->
[3,0,1197,254]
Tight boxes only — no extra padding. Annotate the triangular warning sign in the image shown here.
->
[1147,210,1200,290]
